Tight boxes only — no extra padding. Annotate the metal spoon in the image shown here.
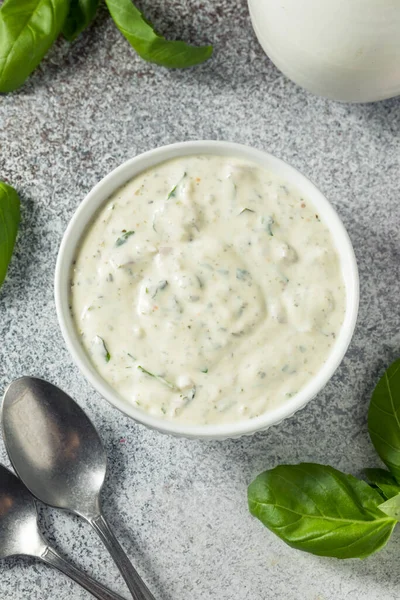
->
[2,377,156,600]
[0,463,126,600]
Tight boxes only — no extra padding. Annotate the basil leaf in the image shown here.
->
[105,0,213,68]
[248,463,396,559]
[0,0,69,93]
[0,182,20,288]
[378,494,400,521]
[63,0,99,41]
[368,359,400,483]
[364,468,400,500]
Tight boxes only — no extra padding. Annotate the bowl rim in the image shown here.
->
[55,140,359,439]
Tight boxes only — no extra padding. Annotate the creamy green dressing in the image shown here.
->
[71,155,345,425]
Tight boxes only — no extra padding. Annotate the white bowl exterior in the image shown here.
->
[55,141,359,439]
[248,0,400,103]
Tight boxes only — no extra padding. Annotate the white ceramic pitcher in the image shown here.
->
[248,0,400,102]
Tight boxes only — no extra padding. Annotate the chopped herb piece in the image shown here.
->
[94,336,111,362]
[173,296,183,314]
[137,365,177,390]
[236,268,251,281]
[239,208,255,215]
[237,302,248,317]
[278,271,289,284]
[195,275,203,288]
[201,368,208,373]
[182,386,196,404]
[116,230,135,246]
[200,262,214,271]
[167,172,187,200]
[231,179,237,198]
[127,353,136,361]
[152,280,168,298]
[167,185,178,199]
[261,216,274,236]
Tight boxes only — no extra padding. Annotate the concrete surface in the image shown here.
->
[1,1,400,598]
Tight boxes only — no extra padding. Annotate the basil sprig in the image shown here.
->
[0,182,20,288]
[248,464,396,559]
[248,359,400,559]
[0,0,212,93]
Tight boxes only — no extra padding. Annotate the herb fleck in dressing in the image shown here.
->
[71,156,345,425]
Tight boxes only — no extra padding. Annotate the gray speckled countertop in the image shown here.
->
[1,1,400,599]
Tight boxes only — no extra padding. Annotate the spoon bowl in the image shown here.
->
[2,377,106,518]
[0,464,46,559]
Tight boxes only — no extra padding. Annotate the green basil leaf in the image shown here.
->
[0,182,20,287]
[364,468,400,500]
[368,359,400,483]
[105,0,213,68]
[62,0,99,41]
[378,494,400,521]
[248,463,396,559]
[0,0,69,93]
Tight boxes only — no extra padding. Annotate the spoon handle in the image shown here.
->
[41,546,127,600]
[91,513,156,600]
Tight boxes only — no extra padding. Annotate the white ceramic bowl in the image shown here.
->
[55,141,359,439]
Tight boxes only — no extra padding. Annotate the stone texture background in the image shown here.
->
[1,1,400,598]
